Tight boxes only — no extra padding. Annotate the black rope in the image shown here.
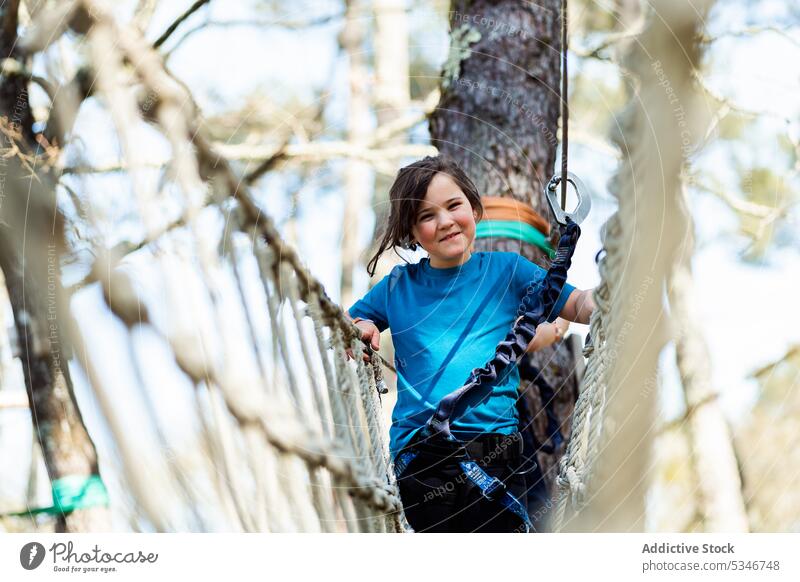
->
[560,0,569,210]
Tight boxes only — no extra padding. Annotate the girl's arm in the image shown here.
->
[559,288,596,324]
[525,288,595,353]
[526,318,570,353]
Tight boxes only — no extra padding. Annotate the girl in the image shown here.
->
[346,155,595,532]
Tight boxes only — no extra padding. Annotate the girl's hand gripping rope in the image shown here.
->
[345,317,381,362]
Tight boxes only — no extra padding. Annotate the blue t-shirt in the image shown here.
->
[347,251,575,456]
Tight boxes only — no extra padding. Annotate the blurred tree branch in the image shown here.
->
[153,0,212,49]
[216,141,436,169]
[62,140,437,178]
[571,28,644,60]
[63,85,439,180]
[751,344,800,380]
[133,0,159,32]
[701,25,800,49]
[163,13,344,57]
[694,68,795,125]
[687,175,784,220]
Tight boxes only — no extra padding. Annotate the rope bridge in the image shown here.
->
[85,0,407,532]
[1,0,406,533]
[552,0,718,531]
[1,0,730,534]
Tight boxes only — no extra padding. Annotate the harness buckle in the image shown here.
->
[545,172,591,226]
[482,477,507,501]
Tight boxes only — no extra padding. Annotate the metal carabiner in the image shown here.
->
[544,172,592,225]
[366,346,389,394]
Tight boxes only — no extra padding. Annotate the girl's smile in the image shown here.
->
[411,172,478,269]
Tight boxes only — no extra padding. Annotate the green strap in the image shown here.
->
[1,474,109,517]
[475,220,555,258]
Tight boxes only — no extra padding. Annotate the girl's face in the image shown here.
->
[411,172,478,269]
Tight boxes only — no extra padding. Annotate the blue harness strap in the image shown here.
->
[458,459,531,529]
[393,220,582,533]
[393,450,417,479]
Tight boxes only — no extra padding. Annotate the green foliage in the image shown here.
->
[740,166,793,209]
[737,345,800,531]
[753,346,800,406]
[716,113,750,141]
[735,166,795,260]
[777,134,798,166]
[572,0,621,36]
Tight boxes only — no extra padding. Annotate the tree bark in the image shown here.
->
[429,0,583,520]
[430,0,562,217]
[0,2,109,532]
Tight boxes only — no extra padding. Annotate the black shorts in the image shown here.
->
[396,434,529,533]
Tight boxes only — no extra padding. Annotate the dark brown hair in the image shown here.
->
[365,155,483,276]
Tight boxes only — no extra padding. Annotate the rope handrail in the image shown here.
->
[8,0,410,532]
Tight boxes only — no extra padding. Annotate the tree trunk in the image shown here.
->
[430,0,562,216]
[374,0,410,126]
[429,0,583,522]
[368,0,413,415]
[339,0,373,308]
[1,3,110,532]
[670,261,749,531]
